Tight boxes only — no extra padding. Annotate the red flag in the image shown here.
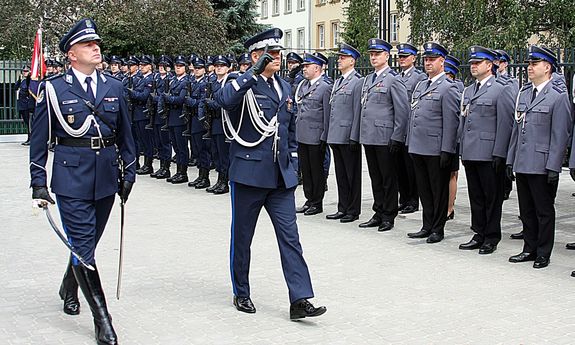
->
[30,28,46,80]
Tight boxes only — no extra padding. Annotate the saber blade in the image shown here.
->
[42,205,95,271]
[116,198,125,300]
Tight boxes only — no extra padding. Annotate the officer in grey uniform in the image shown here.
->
[406,42,460,244]
[351,38,409,232]
[396,43,426,215]
[457,46,515,254]
[507,46,572,269]
[324,43,363,223]
[295,52,332,216]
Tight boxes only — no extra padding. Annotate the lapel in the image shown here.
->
[66,69,90,102]
[470,76,494,102]
[94,71,111,107]
[527,82,551,111]
[257,76,279,103]
[417,74,445,100]
[300,79,319,99]
[334,72,353,94]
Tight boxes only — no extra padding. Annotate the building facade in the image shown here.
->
[256,0,311,53]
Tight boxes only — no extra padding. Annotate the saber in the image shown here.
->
[41,204,95,271]
[116,160,126,300]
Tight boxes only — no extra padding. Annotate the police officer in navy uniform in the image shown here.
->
[457,46,515,254]
[294,52,332,215]
[324,43,363,223]
[163,55,190,184]
[284,52,304,113]
[237,53,252,73]
[150,56,173,179]
[395,43,426,215]
[406,42,460,243]
[129,55,155,175]
[16,66,35,145]
[108,55,123,79]
[507,46,572,269]
[200,55,231,194]
[216,28,326,320]
[352,38,409,232]
[29,18,135,345]
[185,57,212,189]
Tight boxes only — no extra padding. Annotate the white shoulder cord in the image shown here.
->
[514,88,525,128]
[222,88,280,159]
[45,81,104,141]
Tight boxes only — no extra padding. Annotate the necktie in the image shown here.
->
[85,76,95,103]
[336,76,344,88]
[474,82,480,95]
[266,76,279,99]
[531,88,538,102]
[401,72,405,78]
[426,79,432,89]
[371,73,377,83]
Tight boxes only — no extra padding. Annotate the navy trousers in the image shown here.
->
[134,120,153,158]
[169,125,189,166]
[229,182,314,303]
[191,132,211,169]
[56,194,115,265]
[212,134,229,174]
[153,124,171,161]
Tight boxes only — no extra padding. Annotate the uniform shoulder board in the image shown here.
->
[388,69,398,76]
[107,74,123,82]
[495,77,508,86]
[43,73,64,82]
[414,68,424,74]
[444,77,454,83]
[520,82,532,92]
[553,84,567,94]
[354,71,362,79]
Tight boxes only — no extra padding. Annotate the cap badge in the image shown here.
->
[86,20,92,28]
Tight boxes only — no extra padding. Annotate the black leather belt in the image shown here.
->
[57,136,116,149]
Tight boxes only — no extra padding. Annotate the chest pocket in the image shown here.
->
[103,102,119,112]
[476,98,494,115]
[372,87,388,103]
[532,105,551,125]
[60,103,84,115]
[256,96,272,109]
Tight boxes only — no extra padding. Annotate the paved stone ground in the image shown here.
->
[2,141,575,344]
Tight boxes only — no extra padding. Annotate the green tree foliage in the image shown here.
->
[210,0,266,53]
[341,0,379,53]
[395,0,575,51]
[0,0,230,59]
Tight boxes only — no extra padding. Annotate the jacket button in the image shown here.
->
[96,151,100,155]
[68,108,73,112]
[246,154,250,158]
[63,160,67,165]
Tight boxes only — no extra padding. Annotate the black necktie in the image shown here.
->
[426,79,432,89]
[336,76,344,88]
[531,88,538,102]
[85,76,95,103]
[266,76,278,99]
[474,82,480,95]
[371,73,377,83]
[401,71,405,78]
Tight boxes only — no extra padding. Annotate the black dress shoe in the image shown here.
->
[340,214,359,223]
[326,211,345,220]
[447,211,455,220]
[478,243,497,254]
[426,233,444,243]
[296,205,310,213]
[358,216,381,228]
[459,239,482,250]
[304,206,323,216]
[509,252,536,263]
[510,231,524,240]
[289,299,327,320]
[407,229,430,238]
[378,221,394,232]
[400,205,418,214]
[533,256,550,269]
[571,271,575,277]
[566,242,575,250]
[233,296,256,314]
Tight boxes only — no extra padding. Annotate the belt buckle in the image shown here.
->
[90,137,101,150]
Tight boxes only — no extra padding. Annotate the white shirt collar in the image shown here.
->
[402,66,415,75]
[429,71,446,84]
[534,79,551,94]
[71,67,98,93]
[309,75,322,86]
[375,66,390,77]
[476,74,493,88]
[341,69,355,80]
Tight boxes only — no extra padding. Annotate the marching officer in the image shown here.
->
[216,27,326,320]
[29,18,136,345]
[163,55,190,184]
[201,54,231,194]
[396,43,426,215]
[351,38,409,232]
[185,57,212,189]
[507,46,572,269]
[294,52,333,215]
[16,66,35,145]
[406,42,460,244]
[150,56,173,179]
[129,55,155,175]
[457,46,515,254]
[324,43,363,223]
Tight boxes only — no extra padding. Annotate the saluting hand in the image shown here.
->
[251,45,273,76]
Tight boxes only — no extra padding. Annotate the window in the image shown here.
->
[317,24,325,49]
[317,0,326,5]
[285,30,292,49]
[297,0,305,11]
[285,0,292,13]
[261,0,268,18]
[390,13,398,42]
[331,21,339,47]
[297,28,305,50]
[272,0,279,15]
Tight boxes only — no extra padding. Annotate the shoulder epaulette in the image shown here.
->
[520,82,532,92]
[414,68,424,74]
[444,77,454,83]
[388,69,398,76]
[553,84,567,94]
[43,73,64,82]
[354,71,362,79]
[107,74,123,82]
[495,77,508,86]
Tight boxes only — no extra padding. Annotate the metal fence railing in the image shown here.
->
[1,60,28,135]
